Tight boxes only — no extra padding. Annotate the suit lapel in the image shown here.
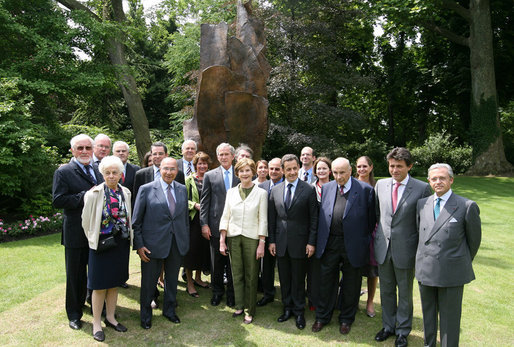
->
[72,161,96,185]
[152,180,170,218]
[426,194,459,241]
[343,178,358,219]
[395,177,413,213]
[288,181,304,211]
[324,182,337,225]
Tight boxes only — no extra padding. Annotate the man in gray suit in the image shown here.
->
[374,147,432,347]
[132,158,190,329]
[200,143,240,307]
[416,163,481,347]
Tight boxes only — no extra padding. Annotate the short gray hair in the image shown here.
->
[99,156,124,176]
[281,154,300,168]
[427,163,454,178]
[70,134,94,149]
[113,141,129,151]
[181,139,197,152]
[235,143,254,159]
[216,142,235,156]
[94,133,111,145]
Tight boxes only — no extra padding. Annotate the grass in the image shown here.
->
[0,176,513,346]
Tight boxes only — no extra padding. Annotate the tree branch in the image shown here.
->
[440,0,471,23]
[56,0,101,21]
[424,21,469,47]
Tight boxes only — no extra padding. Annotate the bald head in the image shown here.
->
[160,157,178,184]
[268,157,283,183]
[331,157,352,186]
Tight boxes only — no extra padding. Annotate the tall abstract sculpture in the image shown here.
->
[183,1,271,162]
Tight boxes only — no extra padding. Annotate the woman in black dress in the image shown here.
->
[184,152,212,297]
[82,156,133,341]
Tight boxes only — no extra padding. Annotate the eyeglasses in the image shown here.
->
[96,145,111,149]
[75,146,92,151]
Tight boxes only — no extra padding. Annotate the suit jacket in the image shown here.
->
[200,166,240,238]
[132,179,190,258]
[374,176,432,269]
[52,159,104,248]
[121,162,140,195]
[316,178,376,267]
[133,165,185,204]
[415,193,481,287]
[268,179,319,258]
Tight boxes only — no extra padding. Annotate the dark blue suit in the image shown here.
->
[132,179,190,325]
[315,177,375,325]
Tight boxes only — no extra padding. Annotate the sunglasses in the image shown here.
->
[76,146,92,151]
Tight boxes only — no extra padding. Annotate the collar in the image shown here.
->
[434,189,452,202]
[339,177,352,193]
[394,175,410,186]
[285,177,299,188]
[160,178,174,191]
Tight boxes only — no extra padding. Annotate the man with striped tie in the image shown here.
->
[177,139,197,182]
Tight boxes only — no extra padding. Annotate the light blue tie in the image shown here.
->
[434,197,441,220]
[224,170,230,191]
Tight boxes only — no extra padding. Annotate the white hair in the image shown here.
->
[181,139,197,152]
[216,142,235,156]
[94,133,111,145]
[113,140,129,151]
[99,156,124,176]
[427,163,454,178]
[70,134,94,149]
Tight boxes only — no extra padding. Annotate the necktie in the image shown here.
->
[392,182,400,213]
[224,170,230,191]
[121,172,125,184]
[84,164,97,185]
[434,197,441,220]
[167,184,176,216]
[155,168,161,179]
[285,183,293,210]
[303,171,308,181]
[187,162,192,176]
[339,185,344,196]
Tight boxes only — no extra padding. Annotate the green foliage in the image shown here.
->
[410,132,472,175]
[0,78,60,214]
[500,101,514,164]
[470,96,499,160]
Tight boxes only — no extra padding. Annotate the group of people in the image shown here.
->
[53,135,481,346]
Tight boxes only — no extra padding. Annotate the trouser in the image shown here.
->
[419,283,464,347]
[140,236,182,323]
[228,235,259,316]
[277,252,307,316]
[64,246,89,321]
[259,239,276,299]
[210,236,234,299]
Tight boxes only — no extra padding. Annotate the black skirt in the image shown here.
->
[88,233,130,290]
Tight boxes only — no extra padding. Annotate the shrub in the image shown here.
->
[410,132,473,176]
[0,213,63,241]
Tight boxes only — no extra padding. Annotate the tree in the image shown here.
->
[376,0,512,174]
[56,0,152,160]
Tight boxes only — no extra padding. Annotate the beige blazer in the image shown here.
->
[219,184,268,240]
[82,183,133,250]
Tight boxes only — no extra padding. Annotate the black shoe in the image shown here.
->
[256,296,274,307]
[226,297,235,307]
[93,330,105,342]
[164,314,181,324]
[69,319,82,330]
[181,271,187,282]
[295,315,306,330]
[375,328,395,342]
[277,310,292,322]
[104,319,127,332]
[141,321,151,329]
[120,282,129,289]
[211,295,222,306]
[395,335,408,347]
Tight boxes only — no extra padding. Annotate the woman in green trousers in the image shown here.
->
[219,158,268,324]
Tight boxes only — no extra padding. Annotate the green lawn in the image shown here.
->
[1,176,513,346]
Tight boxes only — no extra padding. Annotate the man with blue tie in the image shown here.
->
[132,158,190,329]
[311,158,376,335]
[416,163,481,347]
[200,143,240,307]
[53,134,103,330]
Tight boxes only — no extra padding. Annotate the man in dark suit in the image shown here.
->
[52,134,103,330]
[92,133,111,165]
[113,140,140,195]
[256,157,283,307]
[132,158,190,329]
[176,139,197,179]
[311,158,376,334]
[374,147,432,347]
[416,163,481,347]
[268,154,318,330]
[200,143,240,307]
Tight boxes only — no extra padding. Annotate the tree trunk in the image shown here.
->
[466,0,512,174]
[106,0,152,161]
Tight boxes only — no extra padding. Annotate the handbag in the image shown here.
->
[96,234,118,253]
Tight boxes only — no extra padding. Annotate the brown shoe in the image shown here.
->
[311,321,325,332]
[340,322,351,334]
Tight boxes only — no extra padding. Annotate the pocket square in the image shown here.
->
[449,217,458,223]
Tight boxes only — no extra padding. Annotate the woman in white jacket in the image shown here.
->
[81,156,133,342]
[219,158,268,324]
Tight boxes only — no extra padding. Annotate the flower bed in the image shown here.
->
[0,213,63,243]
